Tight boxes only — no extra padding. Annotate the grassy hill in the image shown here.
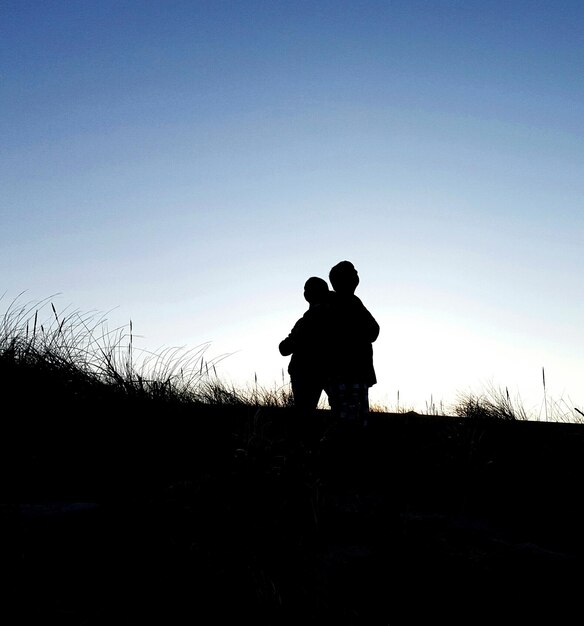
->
[12,395,584,623]
[5,299,584,623]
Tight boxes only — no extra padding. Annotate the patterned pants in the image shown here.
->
[327,382,370,425]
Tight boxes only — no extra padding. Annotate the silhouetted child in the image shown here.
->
[326,260,379,425]
[279,276,330,416]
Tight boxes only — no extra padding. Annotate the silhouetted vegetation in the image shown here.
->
[6,296,584,623]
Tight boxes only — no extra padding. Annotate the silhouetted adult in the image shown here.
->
[279,277,330,414]
[326,261,379,424]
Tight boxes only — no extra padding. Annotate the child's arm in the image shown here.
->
[278,316,306,356]
[279,335,294,356]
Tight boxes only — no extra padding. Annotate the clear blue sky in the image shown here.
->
[2,1,583,416]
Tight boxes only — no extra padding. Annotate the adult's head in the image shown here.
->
[303,276,329,304]
[329,261,359,295]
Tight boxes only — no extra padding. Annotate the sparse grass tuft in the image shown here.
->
[195,377,295,408]
[453,385,529,421]
[453,382,584,424]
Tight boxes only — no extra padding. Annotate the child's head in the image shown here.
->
[303,276,329,304]
[329,260,359,295]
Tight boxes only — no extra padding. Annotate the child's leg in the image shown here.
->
[292,379,322,414]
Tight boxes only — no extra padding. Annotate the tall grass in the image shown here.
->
[0,294,222,404]
[2,294,581,421]
[453,382,584,424]
[453,385,529,421]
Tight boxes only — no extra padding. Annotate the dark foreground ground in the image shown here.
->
[10,404,584,624]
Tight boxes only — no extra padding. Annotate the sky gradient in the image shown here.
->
[2,1,583,416]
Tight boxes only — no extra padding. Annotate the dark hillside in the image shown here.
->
[9,362,584,623]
